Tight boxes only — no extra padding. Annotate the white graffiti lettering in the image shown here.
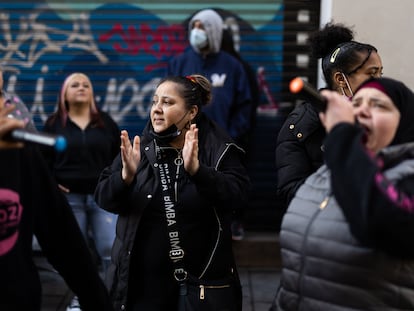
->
[0,11,107,70]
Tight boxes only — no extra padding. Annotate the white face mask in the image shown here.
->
[189,28,208,50]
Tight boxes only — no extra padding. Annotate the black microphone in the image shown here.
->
[289,77,327,111]
[7,129,67,152]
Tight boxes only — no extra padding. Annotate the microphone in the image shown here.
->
[289,77,327,111]
[7,129,67,152]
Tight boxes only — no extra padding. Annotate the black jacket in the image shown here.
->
[275,102,325,213]
[95,113,250,310]
[43,111,120,194]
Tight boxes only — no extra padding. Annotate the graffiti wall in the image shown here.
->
[0,1,283,134]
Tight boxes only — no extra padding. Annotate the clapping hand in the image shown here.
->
[120,130,141,185]
[183,124,200,176]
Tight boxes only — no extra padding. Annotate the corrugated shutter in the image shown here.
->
[246,1,321,231]
[0,1,320,231]
[0,1,286,129]
[282,0,321,105]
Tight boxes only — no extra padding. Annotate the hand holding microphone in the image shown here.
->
[0,104,26,149]
[289,77,327,111]
[289,77,356,132]
[0,103,67,151]
[7,128,67,152]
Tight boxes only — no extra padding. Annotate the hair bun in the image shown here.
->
[309,22,354,59]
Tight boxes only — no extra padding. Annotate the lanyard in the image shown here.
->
[156,146,188,281]
[155,143,222,282]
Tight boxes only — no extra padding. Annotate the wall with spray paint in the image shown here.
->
[0,1,283,132]
[0,1,320,230]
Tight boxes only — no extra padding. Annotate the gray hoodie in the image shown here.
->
[189,9,223,54]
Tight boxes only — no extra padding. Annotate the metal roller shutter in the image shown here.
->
[0,0,321,231]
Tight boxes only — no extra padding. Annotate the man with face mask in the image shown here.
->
[189,22,209,51]
[167,9,253,150]
[167,9,254,241]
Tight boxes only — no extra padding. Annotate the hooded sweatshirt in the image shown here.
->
[188,9,223,54]
[167,9,252,143]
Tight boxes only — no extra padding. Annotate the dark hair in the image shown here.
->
[157,74,212,112]
[221,28,241,62]
[308,22,378,89]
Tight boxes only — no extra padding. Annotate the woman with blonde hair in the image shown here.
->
[43,72,120,311]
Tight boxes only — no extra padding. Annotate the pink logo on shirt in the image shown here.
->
[0,189,23,256]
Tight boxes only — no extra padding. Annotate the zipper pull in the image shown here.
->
[320,196,329,209]
[199,285,205,300]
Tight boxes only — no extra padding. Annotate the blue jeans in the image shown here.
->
[64,193,116,274]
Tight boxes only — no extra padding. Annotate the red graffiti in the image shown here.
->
[99,23,187,71]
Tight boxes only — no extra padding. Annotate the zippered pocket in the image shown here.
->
[199,283,231,299]
[179,275,241,311]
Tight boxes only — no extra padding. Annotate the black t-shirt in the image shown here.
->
[0,145,112,310]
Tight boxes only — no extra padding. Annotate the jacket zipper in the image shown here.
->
[297,195,330,310]
[319,196,329,210]
[215,143,244,170]
[198,144,237,278]
[198,208,222,278]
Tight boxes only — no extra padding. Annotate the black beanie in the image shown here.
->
[355,77,414,145]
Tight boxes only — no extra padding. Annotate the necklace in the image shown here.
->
[170,149,183,202]
[156,144,183,202]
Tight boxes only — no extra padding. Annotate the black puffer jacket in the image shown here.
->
[94,113,250,311]
[275,101,325,213]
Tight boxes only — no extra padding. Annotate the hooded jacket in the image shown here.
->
[94,113,250,310]
[188,9,222,54]
[167,10,252,143]
[276,77,414,310]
